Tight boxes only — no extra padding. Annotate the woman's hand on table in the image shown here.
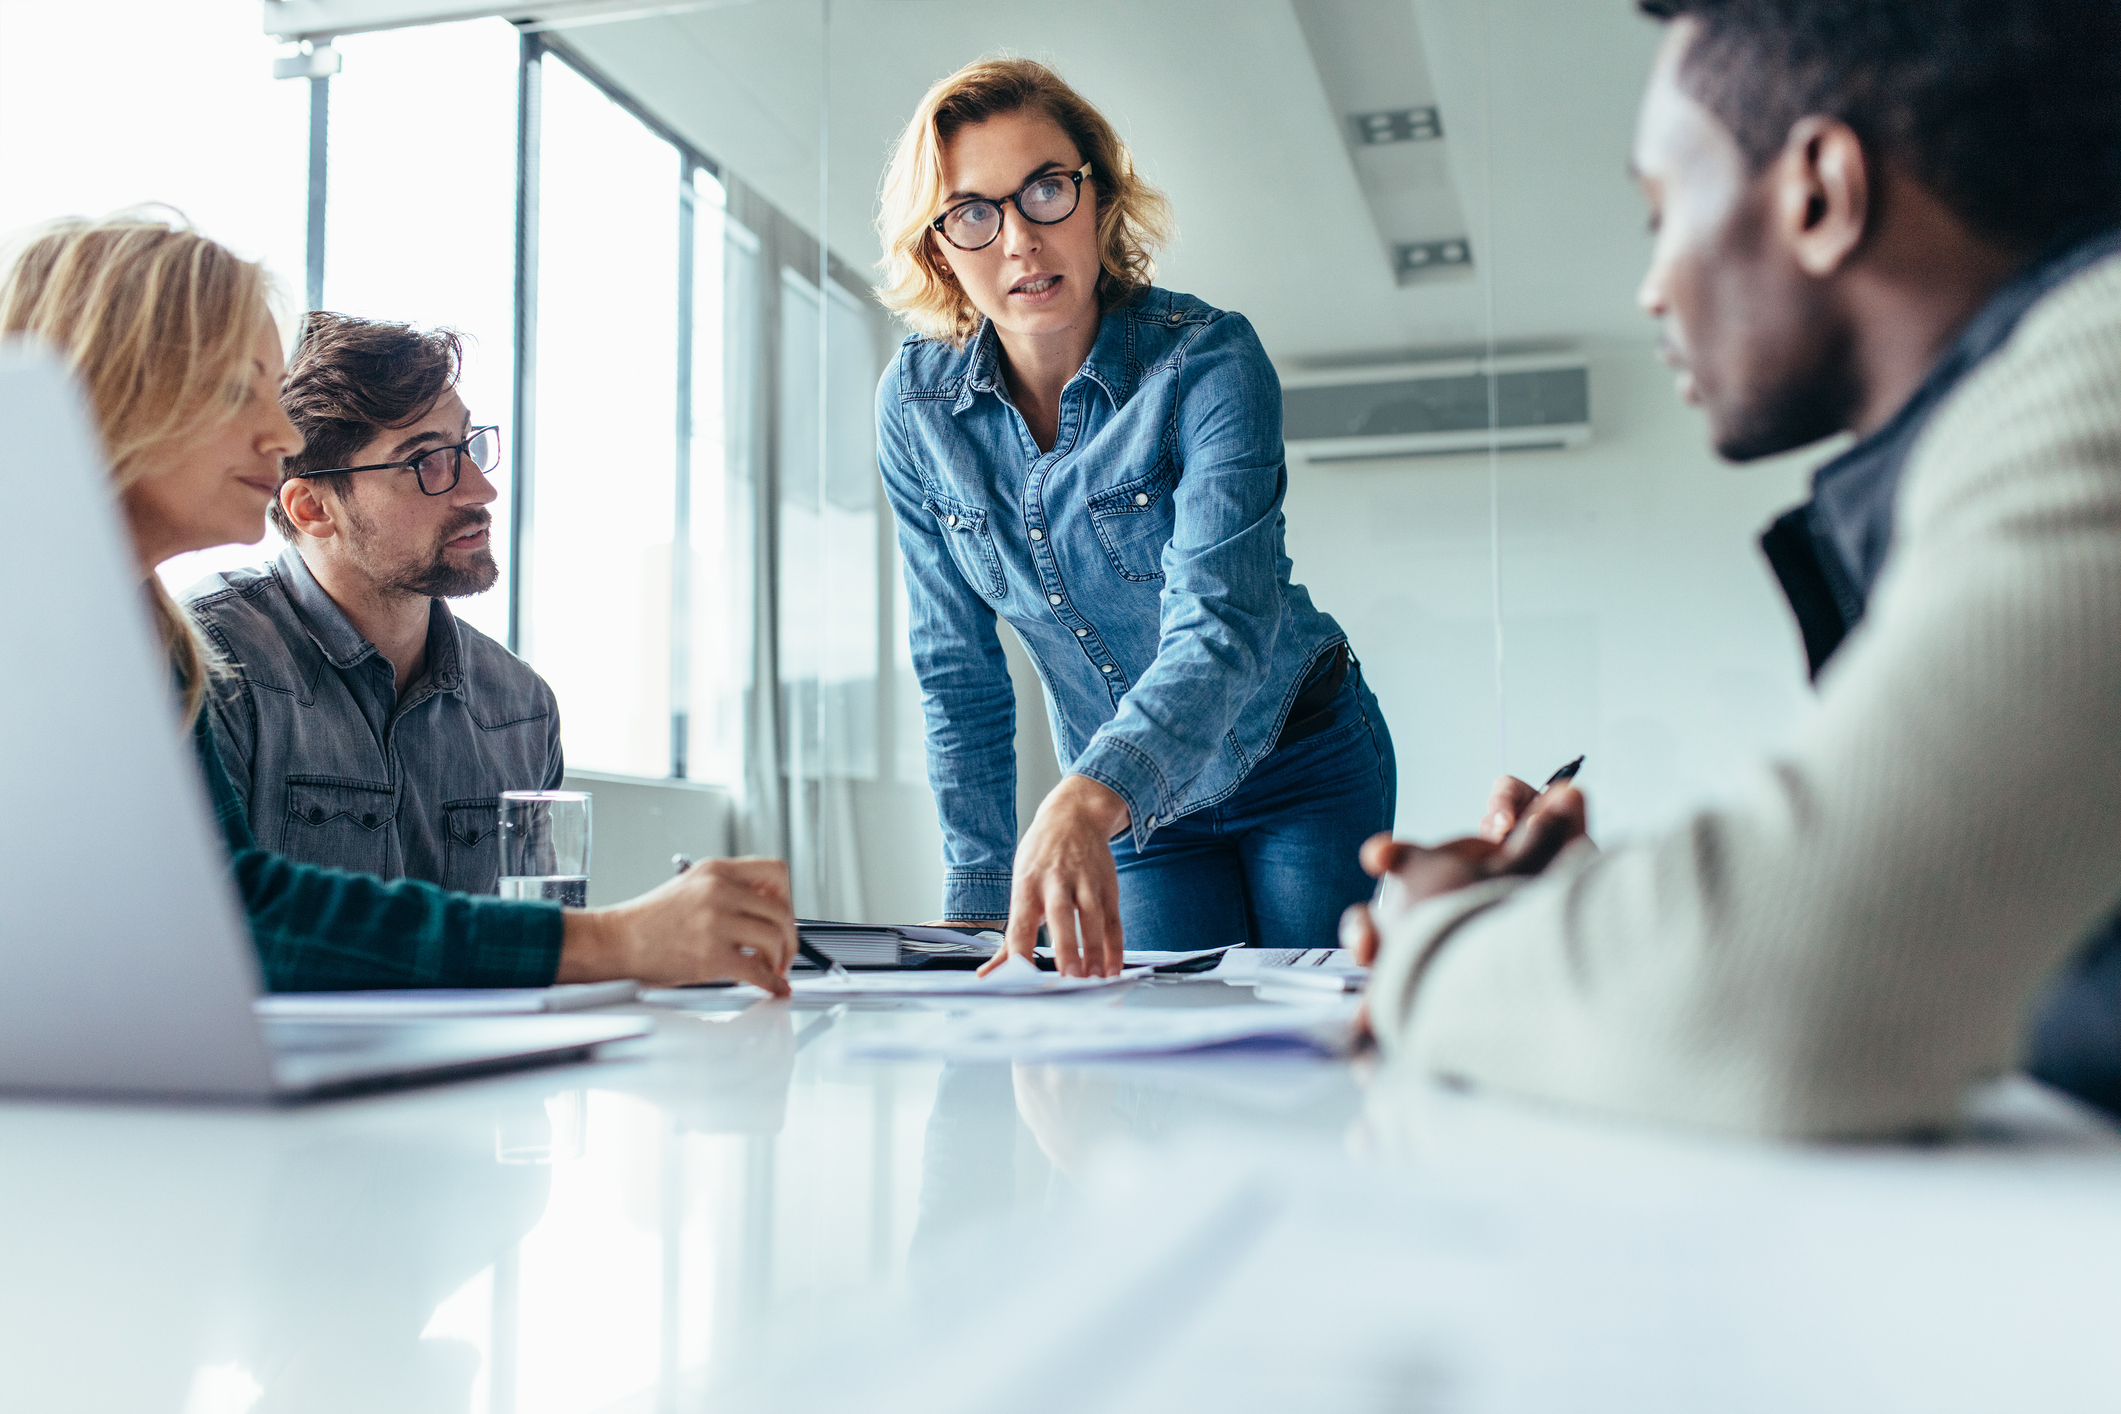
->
[981,775,1131,979]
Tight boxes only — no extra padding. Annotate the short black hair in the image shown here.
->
[271,311,464,539]
[1638,0,2121,252]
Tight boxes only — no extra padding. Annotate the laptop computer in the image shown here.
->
[0,344,650,1100]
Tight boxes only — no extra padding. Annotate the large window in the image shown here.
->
[777,268,881,784]
[1,6,891,858]
[323,20,521,646]
[682,177,752,789]
[0,0,305,598]
[525,52,682,778]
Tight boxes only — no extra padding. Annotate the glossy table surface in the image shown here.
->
[5,976,2120,1414]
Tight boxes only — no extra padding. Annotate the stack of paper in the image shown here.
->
[801,921,1003,967]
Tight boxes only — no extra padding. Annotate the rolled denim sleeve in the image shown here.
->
[877,362,1018,920]
[1069,314,1288,844]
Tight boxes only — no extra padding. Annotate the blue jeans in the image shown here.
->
[1110,667,1397,951]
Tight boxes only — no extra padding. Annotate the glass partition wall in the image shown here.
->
[0,0,1821,916]
[0,0,1845,1400]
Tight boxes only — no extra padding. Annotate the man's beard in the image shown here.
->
[344,504,500,600]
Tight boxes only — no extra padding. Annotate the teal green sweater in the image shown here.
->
[193,711,566,991]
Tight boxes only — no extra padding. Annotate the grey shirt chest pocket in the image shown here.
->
[282,778,395,877]
[924,493,1006,599]
[1086,460,1178,582]
[442,797,502,895]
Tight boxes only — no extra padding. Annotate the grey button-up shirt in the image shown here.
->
[185,548,564,894]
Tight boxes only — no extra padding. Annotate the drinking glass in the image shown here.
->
[497,790,592,907]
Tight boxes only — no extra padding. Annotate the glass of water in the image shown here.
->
[497,791,592,907]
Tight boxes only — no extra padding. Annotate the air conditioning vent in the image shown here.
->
[1281,354,1591,464]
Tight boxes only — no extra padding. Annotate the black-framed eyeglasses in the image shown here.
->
[931,163,1092,251]
[291,426,500,496]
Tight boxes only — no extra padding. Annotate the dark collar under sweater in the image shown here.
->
[1761,223,2121,679]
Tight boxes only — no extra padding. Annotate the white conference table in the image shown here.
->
[4,975,2120,1414]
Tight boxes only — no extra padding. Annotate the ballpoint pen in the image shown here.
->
[672,854,849,980]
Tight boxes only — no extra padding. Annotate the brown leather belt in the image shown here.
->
[1276,643,1351,747]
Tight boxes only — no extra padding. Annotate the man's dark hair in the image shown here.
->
[1638,0,2121,253]
[271,311,464,538]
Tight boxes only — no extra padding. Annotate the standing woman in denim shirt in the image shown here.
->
[874,59,1397,976]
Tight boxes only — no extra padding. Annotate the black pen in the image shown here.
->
[1542,755,1586,791]
[672,854,846,979]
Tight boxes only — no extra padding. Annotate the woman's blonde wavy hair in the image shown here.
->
[0,212,277,725]
[875,57,1175,346]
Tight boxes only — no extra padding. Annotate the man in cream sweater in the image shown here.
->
[1353,0,2121,1138]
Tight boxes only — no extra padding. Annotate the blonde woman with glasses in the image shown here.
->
[875,60,1397,977]
[1,213,798,994]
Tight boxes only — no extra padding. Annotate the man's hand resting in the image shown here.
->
[556,857,799,995]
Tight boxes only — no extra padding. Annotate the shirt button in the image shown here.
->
[361,814,378,828]
[1075,628,1088,637]
[1146,813,1159,827]
[946,514,960,527]
[1048,593,1063,605]
[1133,492,1149,506]
[308,807,324,825]
[1101,664,1115,674]
[1029,528,1044,541]
[1168,312,1183,324]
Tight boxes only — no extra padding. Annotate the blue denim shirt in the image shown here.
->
[185,548,564,893]
[879,287,1347,920]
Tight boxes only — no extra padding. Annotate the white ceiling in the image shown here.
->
[563,0,1665,363]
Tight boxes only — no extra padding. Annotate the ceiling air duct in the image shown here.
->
[1290,0,1474,288]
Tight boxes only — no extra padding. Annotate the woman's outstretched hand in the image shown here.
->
[981,775,1131,978]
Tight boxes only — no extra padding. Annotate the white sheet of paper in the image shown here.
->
[846,999,1359,1062]
[787,954,1147,999]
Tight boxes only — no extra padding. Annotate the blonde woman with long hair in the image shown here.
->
[875,60,1397,975]
[1,213,797,993]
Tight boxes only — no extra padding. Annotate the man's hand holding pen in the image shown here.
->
[1340,759,1592,1041]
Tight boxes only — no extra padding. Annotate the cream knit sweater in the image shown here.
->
[1369,254,2121,1139]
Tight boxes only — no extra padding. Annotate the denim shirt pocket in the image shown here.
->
[1085,456,1179,582]
[442,797,502,894]
[923,491,1007,599]
[283,778,395,876]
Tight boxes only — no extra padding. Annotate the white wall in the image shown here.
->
[1285,343,1822,846]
